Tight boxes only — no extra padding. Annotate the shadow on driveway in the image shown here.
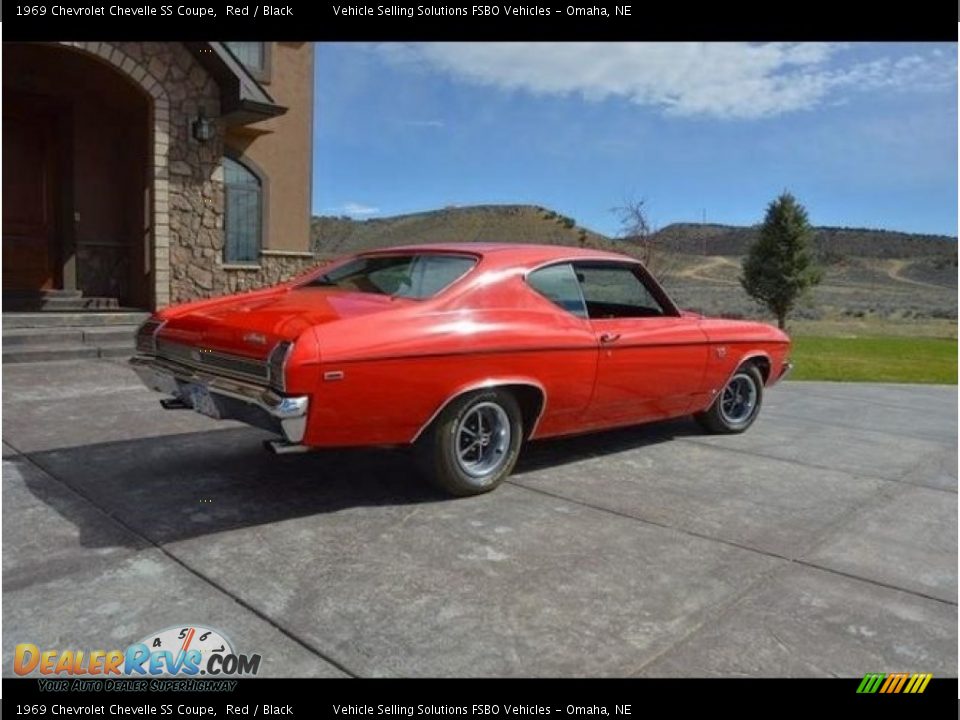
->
[15,417,700,550]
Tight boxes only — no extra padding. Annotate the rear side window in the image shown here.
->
[527,263,588,319]
[302,254,476,299]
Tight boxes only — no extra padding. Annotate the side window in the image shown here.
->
[575,263,667,319]
[527,263,588,319]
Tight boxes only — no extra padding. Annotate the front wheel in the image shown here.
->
[695,364,764,434]
[415,389,523,497]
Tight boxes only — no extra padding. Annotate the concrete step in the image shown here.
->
[3,328,86,346]
[3,344,100,363]
[4,296,120,311]
[2,341,134,364]
[82,326,139,344]
[3,312,150,329]
[32,297,119,311]
[3,326,138,347]
[4,289,83,299]
[98,343,135,359]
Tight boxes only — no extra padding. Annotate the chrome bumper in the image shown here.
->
[773,361,794,385]
[129,355,309,443]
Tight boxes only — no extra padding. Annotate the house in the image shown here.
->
[3,41,316,311]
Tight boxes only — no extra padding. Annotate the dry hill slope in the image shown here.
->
[310,205,957,322]
[312,205,610,255]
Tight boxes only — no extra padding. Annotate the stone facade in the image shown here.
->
[57,41,320,309]
[210,251,324,296]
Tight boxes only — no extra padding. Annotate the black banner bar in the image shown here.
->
[4,677,959,718]
[1,1,955,40]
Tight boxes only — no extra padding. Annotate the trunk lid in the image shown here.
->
[159,287,412,358]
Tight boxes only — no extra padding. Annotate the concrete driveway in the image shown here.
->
[3,358,956,677]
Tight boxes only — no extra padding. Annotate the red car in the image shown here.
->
[132,243,792,496]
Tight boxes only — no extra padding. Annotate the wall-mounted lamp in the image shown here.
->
[192,108,216,143]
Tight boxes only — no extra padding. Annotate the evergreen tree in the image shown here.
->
[741,193,821,329]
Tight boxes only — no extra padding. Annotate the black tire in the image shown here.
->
[415,389,524,497]
[694,363,764,434]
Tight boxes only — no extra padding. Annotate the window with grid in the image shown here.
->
[224,42,265,73]
[223,157,262,264]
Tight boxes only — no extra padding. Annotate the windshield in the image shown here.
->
[301,254,477,299]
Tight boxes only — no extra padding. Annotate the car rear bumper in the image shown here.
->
[129,355,309,443]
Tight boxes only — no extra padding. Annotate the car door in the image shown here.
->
[575,261,709,426]
[524,261,600,436]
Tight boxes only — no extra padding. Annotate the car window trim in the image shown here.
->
[571,259,681,319]
[523,261,590,320]
[296,251,479,300]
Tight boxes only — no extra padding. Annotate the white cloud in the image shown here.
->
[374,42,956,120]
[324,202,379,217]
[402,119,445,128]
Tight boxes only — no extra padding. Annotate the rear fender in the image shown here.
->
[411,377,547,443]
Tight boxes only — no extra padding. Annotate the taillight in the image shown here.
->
[135,319,163,355]
[268,341,294,392]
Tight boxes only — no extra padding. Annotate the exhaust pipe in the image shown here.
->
[160,397,190,410]
[263,439,310,455]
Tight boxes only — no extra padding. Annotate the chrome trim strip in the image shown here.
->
[410,378,548,444]
[130,355,309,442]
[712,352,774,395]
[135,318,166,355]
[521,256,683,318]
[267,340,294,392]
[155,339,269,385]
[773,361,794,385]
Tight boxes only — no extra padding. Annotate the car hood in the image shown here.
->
[158,288,413,358]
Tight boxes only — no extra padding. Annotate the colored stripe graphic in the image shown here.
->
[880,673,909,693]
[906,673,933,693]
[857,672,932,694]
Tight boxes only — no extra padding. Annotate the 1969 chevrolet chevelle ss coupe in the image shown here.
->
[132,243,792,496]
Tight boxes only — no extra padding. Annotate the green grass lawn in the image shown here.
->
[789,336,958,384]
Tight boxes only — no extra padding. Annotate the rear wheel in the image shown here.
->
[415,389,523,496]
[695,364,764,434]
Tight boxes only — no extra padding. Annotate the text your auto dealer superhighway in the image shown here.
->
[48,5,215,16]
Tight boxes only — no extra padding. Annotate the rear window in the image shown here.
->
[302,254,476,299]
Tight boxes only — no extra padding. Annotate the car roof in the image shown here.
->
[359,242,637,269]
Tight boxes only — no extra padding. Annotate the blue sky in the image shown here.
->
[313,42,958,237]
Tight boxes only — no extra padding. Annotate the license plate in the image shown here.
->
[187,384,221,419]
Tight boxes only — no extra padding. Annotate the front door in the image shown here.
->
[577,262,709,424]
[3,95,58,291]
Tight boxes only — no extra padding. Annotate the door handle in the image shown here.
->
[600,332,621,344]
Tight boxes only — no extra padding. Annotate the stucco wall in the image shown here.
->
[224,42,314,255]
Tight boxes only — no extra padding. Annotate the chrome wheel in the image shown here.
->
[416,388,524,497]
[454,401,512,479]
[719,373,758,425]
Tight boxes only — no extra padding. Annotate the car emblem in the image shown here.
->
[244,332,268,346]
[715,346,727,358]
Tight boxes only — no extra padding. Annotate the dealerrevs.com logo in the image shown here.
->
[14,625,261,677]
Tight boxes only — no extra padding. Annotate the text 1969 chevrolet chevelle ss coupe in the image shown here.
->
[132,243,792,496]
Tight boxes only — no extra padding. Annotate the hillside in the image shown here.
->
[651,223,956,259]
[312,205,956,261]
[310,204,957,322]
[312,205,611,255]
